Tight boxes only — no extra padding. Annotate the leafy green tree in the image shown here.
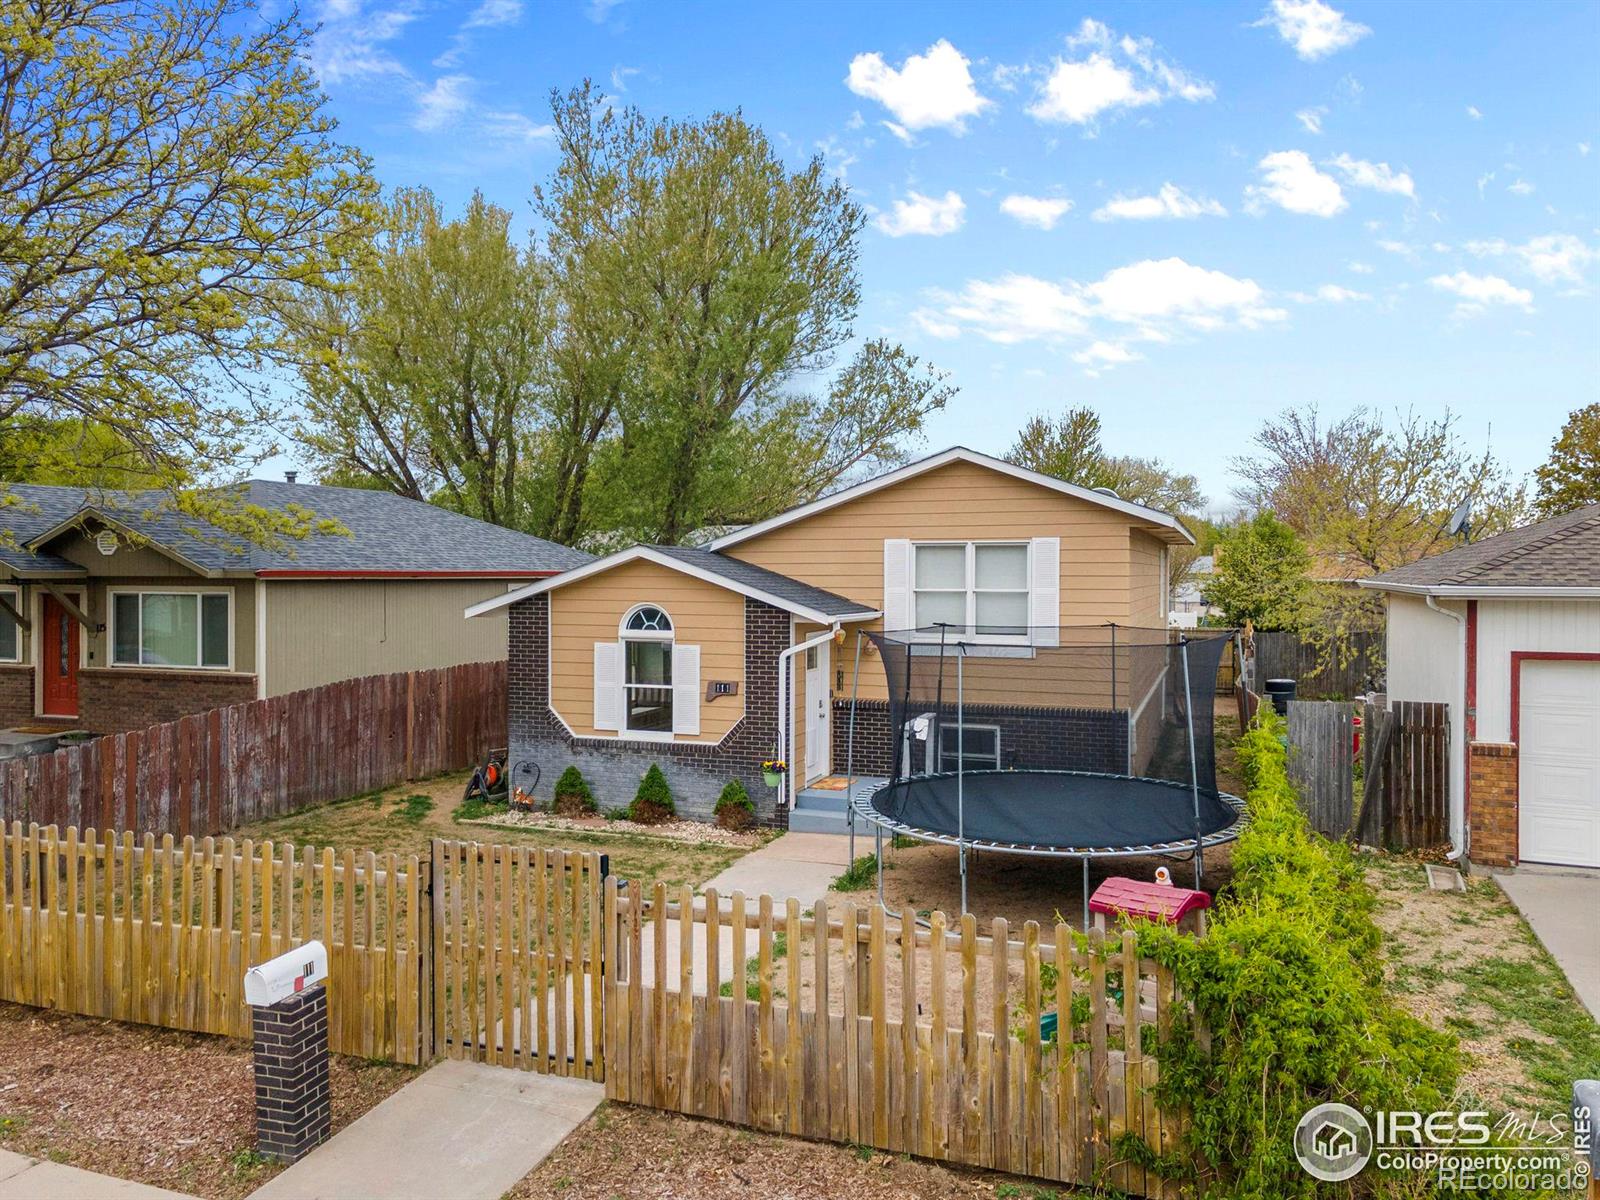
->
[1203,513,1311,629]
[1232,406,1528,574]
[1533,403,1600,517]
[0,0,376,543]
[1007,407,1204,513]
[0,418,154,487]
[290,189,545,528]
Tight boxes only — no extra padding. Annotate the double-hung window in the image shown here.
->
[913,542,1030,638]
[621,605,673,734]
[112,591,231,669]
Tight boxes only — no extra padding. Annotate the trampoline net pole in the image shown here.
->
[957,647,966,915]
[847,630,863,863]
[1182,638,1204,888]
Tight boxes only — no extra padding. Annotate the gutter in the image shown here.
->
[256,569,563,579]
[1360,580,1600,599]
[1423,594,1469,863]
[777,625,840,810]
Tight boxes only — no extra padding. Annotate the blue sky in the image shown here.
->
[295,0,1599,510]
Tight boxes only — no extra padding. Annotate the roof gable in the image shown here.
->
[1361,503,1600,594]
[706,447,1195,551]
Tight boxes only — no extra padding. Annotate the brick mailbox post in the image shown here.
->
[245,942,332,1164]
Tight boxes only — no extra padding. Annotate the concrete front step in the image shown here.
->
[789,778,886,836]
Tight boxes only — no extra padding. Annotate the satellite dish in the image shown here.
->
[1093,486,1121,498]
[1445,498,1472,543]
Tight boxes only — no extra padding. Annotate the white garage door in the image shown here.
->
[1518,659,1600,868]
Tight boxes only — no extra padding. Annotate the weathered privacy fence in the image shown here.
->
[605,881,1192,1198]
[1254,629,1382,700]
[431,841,606,1080]
[0,822,429,1063]
[1284,698,1449,849]
[0,661,505,838]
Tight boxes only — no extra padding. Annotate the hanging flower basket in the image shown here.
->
[760,759,787,788]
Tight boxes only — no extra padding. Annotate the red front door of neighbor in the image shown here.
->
[40,594,80,717]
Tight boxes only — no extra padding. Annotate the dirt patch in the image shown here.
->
[469,809,768,850]
[511,1100,1062,1200]
[0,1002,415,1199]
[1365,855,1600,1115]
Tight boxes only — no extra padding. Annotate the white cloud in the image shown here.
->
[586,0,624,23]
[465,0,521,27]
[1348,260,1375,274]
[1258,0,1371,61]
[610,64,640,91]
[1428,270,1533,315]
[1245,151,1347,217]
[1000,194,1073,230]
[1581,142,1592,157]
[1072,341,1142,373]
[1376,238,1419,260]
[1328,153,1415,198]
[414,74,471,132]
[309,1,418,84]
[1027,19,1213,127]
[881,120,914,145]
[482,110,555,144]
[1290,283,1371,302]
[912,258,1284,356]
[1508,178,1535,195]
[846,40,990,134]
[1296,106,1327,134]
[876,190,966,237]
[1466,105,1482,120]
[1465,234,1597,285]
[1093,183,1226,221]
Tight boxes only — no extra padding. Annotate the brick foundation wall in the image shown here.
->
[0,665,33,727]
[832,699,1131,778]
[79,667,257,734]
[251,985,331,1164]
[508,594,791,827]
[1468,742,1518,867]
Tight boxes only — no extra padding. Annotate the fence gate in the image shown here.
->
[1286,701,1356,837]
[1359,700,1450,850]
[431,841,605,1078]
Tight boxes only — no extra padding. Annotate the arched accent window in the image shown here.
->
[620,605,673,733]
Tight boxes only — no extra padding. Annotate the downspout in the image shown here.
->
[1424,594,1468,862]
[778,624,841,810]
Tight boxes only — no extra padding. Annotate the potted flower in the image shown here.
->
[760,758,787,788]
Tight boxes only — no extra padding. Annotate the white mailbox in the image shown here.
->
[245,941,329,1007]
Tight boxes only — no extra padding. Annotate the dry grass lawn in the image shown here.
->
[0,1001,415,1199]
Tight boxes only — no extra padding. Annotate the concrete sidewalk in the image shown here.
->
[248,1059,601,1200]
[0,1149,198,1200]
[1495,866,1600,1020]
[699,831,855,906]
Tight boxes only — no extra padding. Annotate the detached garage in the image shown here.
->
[1362,503,1600,869]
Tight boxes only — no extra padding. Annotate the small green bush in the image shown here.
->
[830,854,880,891]
[552,765,597,816]
[628,764,676,825]
[713,779,756,831]
[1140,709,1460,1198]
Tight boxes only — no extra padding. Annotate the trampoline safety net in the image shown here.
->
[859,624,1239,854]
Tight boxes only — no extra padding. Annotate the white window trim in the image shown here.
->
[0,585,21,663]
[912,540,1031,645]
[108,586,235,672]
[619,603,674,738]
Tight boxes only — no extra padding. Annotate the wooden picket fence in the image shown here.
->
[604,881,1192,1198]
[1286,700,1356,837]
[0,661,505,839]
[431,841,606,1079]
[0,821,429,1063]
[1358,699,1450,850]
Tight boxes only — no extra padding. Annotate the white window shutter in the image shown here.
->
[672,644,701,736]
[1030,537,1060,646]
[593,642,621,731]
[883,539,912,630]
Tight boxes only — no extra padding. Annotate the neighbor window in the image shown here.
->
[913,542,1029,635]
[0,587,19,663]
[937,724,1001,773]
[111,591,231,669]
[621,605,673,734]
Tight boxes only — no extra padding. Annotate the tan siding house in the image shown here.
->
[474,448,1194,827]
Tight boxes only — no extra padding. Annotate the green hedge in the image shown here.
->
[1141,710,1461,1198]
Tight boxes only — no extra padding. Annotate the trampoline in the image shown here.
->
[842,624,1248,919]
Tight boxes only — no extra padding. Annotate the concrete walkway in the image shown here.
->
[0,1150,198,1200]
[249,1060,602,1200]
[699,831,855,905]
[1496,866,1600,1020]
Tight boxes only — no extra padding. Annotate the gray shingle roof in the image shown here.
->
[0,481,591,575]
[1362,503,1600,591]
[648,545,877,619]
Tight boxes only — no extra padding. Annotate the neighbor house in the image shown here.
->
[469,447,1196,826]
[1360,503,1600,868]
[0,479,590,732]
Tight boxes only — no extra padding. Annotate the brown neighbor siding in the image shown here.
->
[508,592,788,826]
[0,665,33,727]
[1468,741,1518,867]
[78,666,257,734]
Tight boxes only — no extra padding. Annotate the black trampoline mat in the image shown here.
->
[868,770,1241,852]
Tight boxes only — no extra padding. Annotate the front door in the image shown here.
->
[804,643,830,782]
[40,593,81,717]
